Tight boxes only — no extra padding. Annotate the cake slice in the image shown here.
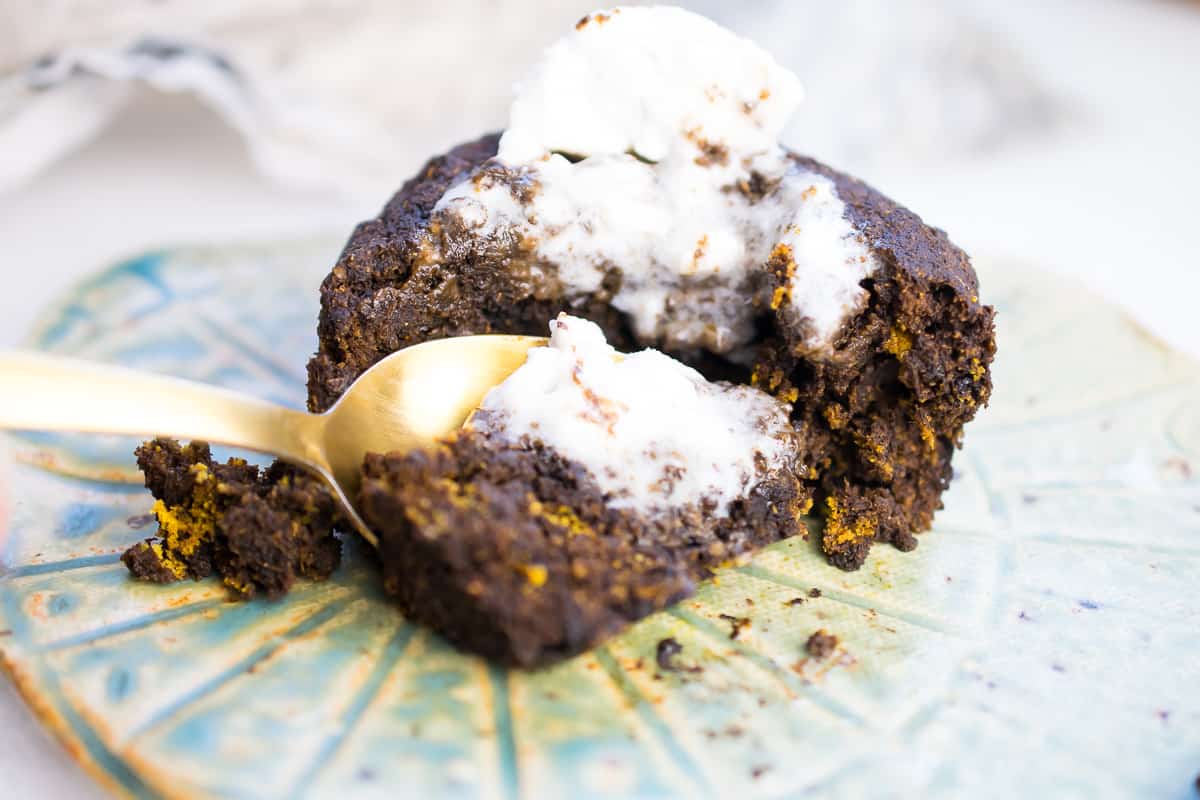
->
[122,438,342,598]
[360,314,808,666]
[308,6,995,572]
[121,7,995,665]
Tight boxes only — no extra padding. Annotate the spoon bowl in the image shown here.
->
[0,334,547,546]
[317,335,546,543]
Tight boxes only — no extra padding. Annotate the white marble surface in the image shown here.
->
[1,1,1198,797]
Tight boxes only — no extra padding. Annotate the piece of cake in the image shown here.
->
[360,314,808,666]
[122,438,342,598]
[308,6,995,574]
[121,7,995,667]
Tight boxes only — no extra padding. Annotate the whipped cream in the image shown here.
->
[471,314,795,515]
[434,5,879,354]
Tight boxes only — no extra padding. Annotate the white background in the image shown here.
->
[1,1,1198,796]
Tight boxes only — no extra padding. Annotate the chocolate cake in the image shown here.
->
[359,314,809,666]
[309,127,992,572]
[308,8,993,576]
[123,7,994,667]
[122,438,341,599]
[361,429,806,666]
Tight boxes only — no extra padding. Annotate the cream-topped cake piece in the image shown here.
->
[470,313,796,514]
[434,5,879,354]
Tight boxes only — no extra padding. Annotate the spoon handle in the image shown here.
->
[0,351,324,469]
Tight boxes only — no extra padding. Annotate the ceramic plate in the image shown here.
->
[1,242,1197,799]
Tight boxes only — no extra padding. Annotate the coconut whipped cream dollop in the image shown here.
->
[471,314,796,514]
[434,5,879,354]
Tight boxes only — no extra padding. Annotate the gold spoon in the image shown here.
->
[0,335,546,547]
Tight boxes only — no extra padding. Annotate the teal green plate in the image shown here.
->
[1,243,1198,799]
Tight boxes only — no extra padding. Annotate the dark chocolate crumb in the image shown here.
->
[122,438,341,598]
[745,597,754,606]
[655,638,685,671]
[361,425,806,667]
[805,629,838,660]
[808,588,822,599]
[718,613,752,640]
[785,597,805,606]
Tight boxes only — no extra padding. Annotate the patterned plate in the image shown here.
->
[1,243,1198,799]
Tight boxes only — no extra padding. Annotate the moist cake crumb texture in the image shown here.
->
[359,425,808,666]
[122,438,341,599]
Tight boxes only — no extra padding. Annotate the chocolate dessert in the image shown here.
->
[124,6,994,666]
[308,7,994,569]
[122,438,341,599]
[359,314,808,666]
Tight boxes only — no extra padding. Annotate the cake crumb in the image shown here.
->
[808,588,822,598]
[718,614,751,640]
[656,637,701,673]
[805,629,838,660]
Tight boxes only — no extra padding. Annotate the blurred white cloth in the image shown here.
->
[0,0,624,194]
[0,0,1062,196]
